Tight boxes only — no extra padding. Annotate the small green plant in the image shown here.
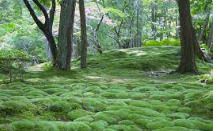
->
[0,49,30,82]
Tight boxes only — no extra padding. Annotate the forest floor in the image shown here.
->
[0,46,213,131]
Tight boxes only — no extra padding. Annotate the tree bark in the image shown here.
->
[56,0,76,70]
[207,21,213,52]
[23,0,58,65]
[199,12,210,43]
[151,1,157,40]
[79,0,88,68]
[176,0,197,73]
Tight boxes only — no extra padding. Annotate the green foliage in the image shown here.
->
[0,49,29,82]
[143,38,180,46]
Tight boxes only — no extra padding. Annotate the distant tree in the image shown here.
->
[176,0,197,73]
[79,0,88,68]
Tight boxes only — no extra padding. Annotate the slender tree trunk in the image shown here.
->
[93,15,104,54]
[176,0,197,73]
[79,0,88,68]
[176,11,180,38]
[136,0,142,47]
[56,0,76,70]
[44,32,58,63]
[199,12,210,43]
[151,1,157,40]
[207,21,213,52]
[192,27,211,62]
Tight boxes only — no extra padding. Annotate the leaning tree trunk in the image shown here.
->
[176,0,197,73]
[79,0,88,68]
[192,28,211,62]
[23,0,58,65]
[56,0,76,70]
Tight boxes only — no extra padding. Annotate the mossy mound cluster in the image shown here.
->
[0,46,212,131]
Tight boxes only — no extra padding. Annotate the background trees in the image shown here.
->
[0,0,213,73]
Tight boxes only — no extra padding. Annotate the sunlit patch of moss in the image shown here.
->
[168,112,190,119]
[146,117,174,130]
[90,120,108,131]
[67,109,93,120]
[153,126,190,131]
[66,122,92,131]
[109,124,142,131]
[11,120,35,131]
[0,100,36,116]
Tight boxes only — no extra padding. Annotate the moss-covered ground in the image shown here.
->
[0,46,213,131]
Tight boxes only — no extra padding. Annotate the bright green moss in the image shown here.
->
[109,124,142,131]
[66,122,92,131]
[11,121,35,131]
[146,118,174,130]
[0,46,212,130]
[90,120,108,131]
[168,112,190,119]
[0,124,12,131]
[0,100,35,115]
[174,119,196,129]
[48,101,72,112]
[153,126,190,131]
[94,112,119,124]
[67,109,93,120]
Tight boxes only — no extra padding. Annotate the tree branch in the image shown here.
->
[23,0,44,30]
[49,0,56,29]
[33,0,49,21]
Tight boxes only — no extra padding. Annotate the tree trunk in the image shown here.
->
[79,0,88,68]
[151,1,157,40]
[23,0,58,65]
[199,12,210,43]
[176,0,197,73]
[56,0,76,70]
[207,21,213,52]
[135,0,142,47]
[44,31,58,64]
[192,28,211,62]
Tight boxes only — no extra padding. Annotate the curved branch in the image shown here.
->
[23,0,44,30]
[49,0,56,29]
[33,0,49,22]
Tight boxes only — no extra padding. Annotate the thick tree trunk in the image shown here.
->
[176,0,197,73]
[79,0,88,68]
[56,0,76,70]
